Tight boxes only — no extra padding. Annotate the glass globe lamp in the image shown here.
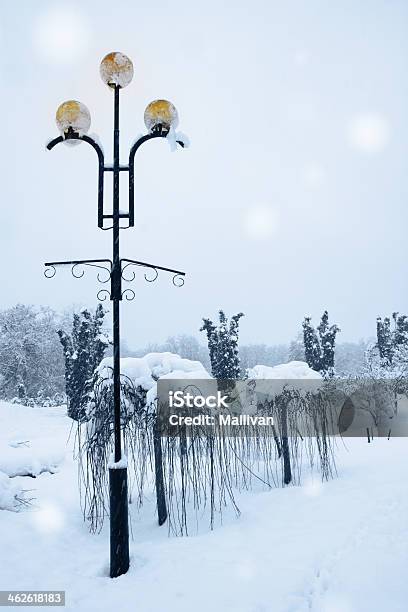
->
[100,52,134,89]
[144,99,178,134]
[55,100,91,144]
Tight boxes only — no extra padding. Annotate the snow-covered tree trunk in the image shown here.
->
[280,399,292,485]
[153,420,167,526]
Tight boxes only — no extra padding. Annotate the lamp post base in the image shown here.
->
[109,467,130,578]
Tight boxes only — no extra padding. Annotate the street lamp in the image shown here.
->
[45,51,186,578]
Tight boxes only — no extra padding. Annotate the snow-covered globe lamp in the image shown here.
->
[100,52,134,89]
[55,100,91,145]
[144,100,179,134]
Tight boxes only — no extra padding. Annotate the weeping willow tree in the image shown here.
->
[75,372,149,533]
[75,373,339,535]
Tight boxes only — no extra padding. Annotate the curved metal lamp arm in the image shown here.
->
[46,132,105,228]
[128,131,185,227]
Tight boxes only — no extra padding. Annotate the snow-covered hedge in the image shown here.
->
[247,360,322,381]
[96,352,211,407]
[77,354,337,534]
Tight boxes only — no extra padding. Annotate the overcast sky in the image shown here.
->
[0,0,407,349]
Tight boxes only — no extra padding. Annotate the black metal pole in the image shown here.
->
[112,84,122,463]
[45,75,186,574]
[109,84,130,579]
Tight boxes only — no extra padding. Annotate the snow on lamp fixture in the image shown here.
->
[55,100,91,141]
[100,52,134,89]
[144,100,179,134]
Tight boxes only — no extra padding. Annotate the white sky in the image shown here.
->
[0,0,407,349]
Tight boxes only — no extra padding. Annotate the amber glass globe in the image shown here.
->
[55,100,91,137]
[144,99,179,133]
[100,52,133,88]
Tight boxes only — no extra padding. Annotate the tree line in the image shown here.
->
[0,303,406,410]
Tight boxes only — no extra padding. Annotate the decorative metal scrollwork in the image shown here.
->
[121,289,135,301]
[88,264,111,284]
[120,258,185,288]
[72,263,85,279]
[71,262,112,283]
[121,262,136,283]
[172,273,184,287]
[144,267,158,283]
[44,257,184,302]
[44,259,113,302]
[44,265,56,279]
[97,289,111,302]
[44,260,112,281]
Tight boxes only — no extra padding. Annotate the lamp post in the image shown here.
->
[45,52,186,578]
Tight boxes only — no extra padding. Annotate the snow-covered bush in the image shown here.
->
[77,353,210,532]
[369,312,408,396]
[247,360,322,383]
[245,362,335,484]
[76,353,338,535]
[11,392,65,408]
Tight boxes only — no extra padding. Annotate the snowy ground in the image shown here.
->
[0,401,407,612]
